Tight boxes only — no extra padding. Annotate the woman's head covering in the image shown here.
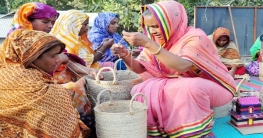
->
[0,29,90,137]
[138,1,236,95]
[88,12,124,44]
[88,12,120,37]
[212,27,230,45]
[209,27,242,65]
[141,1,188,50]
[50,10,91,55]
[50,10,100,68]
[88,12,128,62]
[8,2,58,35]
[1,29,65,68]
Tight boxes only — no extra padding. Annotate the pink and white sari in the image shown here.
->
[132,1,236,137]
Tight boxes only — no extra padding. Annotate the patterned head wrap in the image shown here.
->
[0,29,89,137]
[1,29,65,68]
[8,2,58,35]
[212,27,231,45]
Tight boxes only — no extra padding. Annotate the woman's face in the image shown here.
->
[108,17,119,34]
[30,16,57,33]
[32,45,61,73]
[79,18,89,36]
[144,15,163,40]
[216,36,229,47]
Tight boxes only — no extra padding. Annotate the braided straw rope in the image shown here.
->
[94,90,148,138]
[85,66,143,107]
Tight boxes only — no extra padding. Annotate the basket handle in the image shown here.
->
[129,93,148,115]
[95,67,117,84]
[114,58,132,74]
[96,89,113,106]
[236,74,249,97]
[114,59,123,72]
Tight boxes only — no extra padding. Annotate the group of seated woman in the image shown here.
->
[0,2,126,138]
[0,1,243,138]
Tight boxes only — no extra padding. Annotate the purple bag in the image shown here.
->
[236,96,262,114]
[246,61,259,76]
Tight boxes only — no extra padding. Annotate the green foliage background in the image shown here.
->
[2,0,263,32]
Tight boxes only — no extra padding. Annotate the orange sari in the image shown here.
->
[0,30,89,137]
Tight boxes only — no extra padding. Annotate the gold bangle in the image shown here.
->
[96,50,104,56]
[151,45,162,55]
[121,51,130,59]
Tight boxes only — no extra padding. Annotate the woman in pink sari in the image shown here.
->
[111,1,236,137]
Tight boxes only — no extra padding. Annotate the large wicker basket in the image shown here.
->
[85,66,143,107]
[94,90,148,138]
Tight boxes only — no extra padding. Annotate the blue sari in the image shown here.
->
[88,12,129,69]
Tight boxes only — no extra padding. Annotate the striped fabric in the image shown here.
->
[138,1,236,137]
[167,113,213,137]
[143,3,170,43]
[147,113,213,137]
[235,76,263,92]
[50,10,100,69]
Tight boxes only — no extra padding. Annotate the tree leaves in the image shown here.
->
[4,0,263,31]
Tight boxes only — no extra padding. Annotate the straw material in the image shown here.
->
[85,66,143,107]
[259,62,263,81]
[94,90,147,138]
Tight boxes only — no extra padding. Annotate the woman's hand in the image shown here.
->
[58,53,69,64]
[101,38,114,49]
[87,68,103,79]
[131,49,141,57]
[122,31,151,47]
[111,43,129,58]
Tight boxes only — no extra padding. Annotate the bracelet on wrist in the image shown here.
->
[121,51,130,59]
[151,45,162,55]
[96,50,104,56]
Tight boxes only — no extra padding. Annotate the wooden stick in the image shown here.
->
[228,6,239,53]
[254,7,257,42]
[194,6,197,27]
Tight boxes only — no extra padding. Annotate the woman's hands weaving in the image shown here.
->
[111,43,129,58]
[87,68,103,79]
[122,31,151,47]
[101,38,114,49]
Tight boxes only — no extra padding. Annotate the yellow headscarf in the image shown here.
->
[50,10,100,69]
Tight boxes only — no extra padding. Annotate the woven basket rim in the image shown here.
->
[85,73,142,82]
[94,101,147,114]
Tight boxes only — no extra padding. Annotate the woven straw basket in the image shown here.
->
[94,90,148,138]
[85,66,143,107]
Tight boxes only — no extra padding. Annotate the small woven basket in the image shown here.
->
[94,90,148,138]
[85,66,143,107]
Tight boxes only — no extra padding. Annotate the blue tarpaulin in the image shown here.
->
[194,6,263,56]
